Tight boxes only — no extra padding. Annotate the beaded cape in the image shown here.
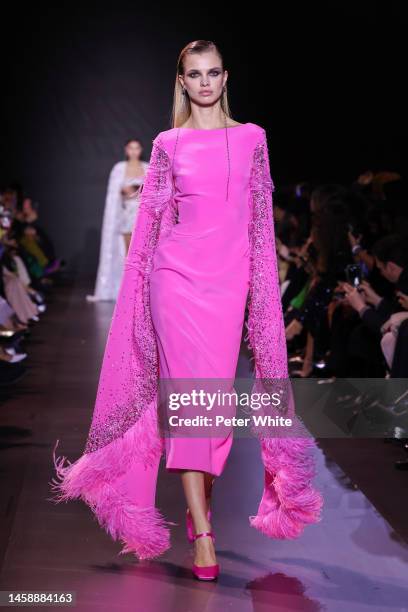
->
[50,125,323,560]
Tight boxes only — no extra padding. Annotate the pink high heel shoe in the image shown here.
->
[186,507,212,543]
[191,531,219,581]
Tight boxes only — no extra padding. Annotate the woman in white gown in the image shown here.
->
[86,139,149,302]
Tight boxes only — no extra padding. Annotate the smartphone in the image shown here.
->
[345,263,362,288]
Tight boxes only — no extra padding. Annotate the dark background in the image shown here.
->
[0,2,405,279]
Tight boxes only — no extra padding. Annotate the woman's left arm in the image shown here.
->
[246,129,289,380]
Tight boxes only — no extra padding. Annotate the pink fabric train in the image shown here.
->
[50,123,323,560]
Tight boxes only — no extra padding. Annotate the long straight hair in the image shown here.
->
[171,40,232,129]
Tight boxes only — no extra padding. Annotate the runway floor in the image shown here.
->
[1,278,408,612]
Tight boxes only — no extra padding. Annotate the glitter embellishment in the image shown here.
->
[84,137,176,453]
[51,128,323,555]
[245,130,289,382]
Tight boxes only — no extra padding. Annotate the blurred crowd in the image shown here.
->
[273,169,408,468]
[0,184,64,385]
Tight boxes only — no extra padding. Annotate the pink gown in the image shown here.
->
[50,122,323,561]
[150,123,254,475]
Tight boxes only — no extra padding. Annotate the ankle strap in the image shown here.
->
[192,531,215,542]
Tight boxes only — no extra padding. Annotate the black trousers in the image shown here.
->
[327,304,386,377]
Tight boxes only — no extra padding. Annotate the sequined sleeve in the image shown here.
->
[246,129,289,380]
[83,136,174,454]
[124,136,174,278]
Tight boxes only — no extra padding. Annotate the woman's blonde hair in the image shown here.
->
[171,40,232,128]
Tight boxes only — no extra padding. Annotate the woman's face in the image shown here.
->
[179,50,227,107]
[125,141,142,161]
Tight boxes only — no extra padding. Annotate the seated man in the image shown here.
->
[341,234,408,333]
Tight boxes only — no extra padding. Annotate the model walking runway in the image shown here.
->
[0,282,407,611]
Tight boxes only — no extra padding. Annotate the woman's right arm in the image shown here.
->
[83,137,174,453]
[123,136,173,279]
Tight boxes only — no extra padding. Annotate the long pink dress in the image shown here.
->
[50,122,323,560]
[151,124,253,475]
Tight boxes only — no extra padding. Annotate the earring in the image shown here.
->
[182,87,186,96]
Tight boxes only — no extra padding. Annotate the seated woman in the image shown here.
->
[13,197,62,277]
[284,189,356,376]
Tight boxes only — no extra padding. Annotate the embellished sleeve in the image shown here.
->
[246,128,289,380]
[124,136,174,278]
[246,131,323,543]
[83,135,175,454]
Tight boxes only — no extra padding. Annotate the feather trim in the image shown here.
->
[48,403,174,560]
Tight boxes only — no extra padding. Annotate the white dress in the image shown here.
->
[86,160,149,302]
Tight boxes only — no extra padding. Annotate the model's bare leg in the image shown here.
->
[181,470,217,566]
[204,472,215,511]
[186,472,215,526]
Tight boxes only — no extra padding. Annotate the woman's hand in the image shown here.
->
[292,236,312,269]
[381,312,408,335]
[121,186,133,198]
[121,185,140,199]
[340,282,367,313]
[359,280,382,306]
[348,231,362,248]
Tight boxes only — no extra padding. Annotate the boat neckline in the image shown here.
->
[176,122,250,131]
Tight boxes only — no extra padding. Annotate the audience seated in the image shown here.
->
[0,186,65,386]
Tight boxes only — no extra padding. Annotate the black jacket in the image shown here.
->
[360,267,408,333]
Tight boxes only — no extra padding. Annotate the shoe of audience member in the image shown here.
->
[0,329,18,338]
[0,347,27,362]
[8,353,28,363]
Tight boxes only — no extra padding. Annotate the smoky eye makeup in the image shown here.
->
[187,69,222,78]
